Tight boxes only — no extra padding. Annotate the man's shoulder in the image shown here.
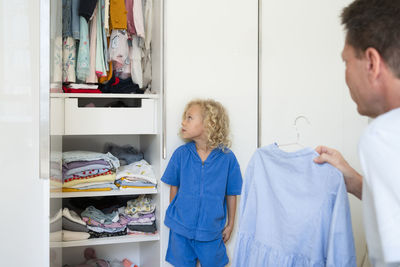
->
[360,107,400,154]
[368,107,400,134]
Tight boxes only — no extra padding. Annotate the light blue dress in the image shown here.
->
[233,143,356,267]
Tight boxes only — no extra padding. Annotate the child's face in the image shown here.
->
[181,104,206,141]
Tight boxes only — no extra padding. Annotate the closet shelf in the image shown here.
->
[50,233,160,248]
[50,188,158,198]
[50,93,159,99]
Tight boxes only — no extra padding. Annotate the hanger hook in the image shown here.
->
[293,115,311,144]
[294,115,311,127]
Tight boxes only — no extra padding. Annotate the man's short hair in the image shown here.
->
[341,0,400,78]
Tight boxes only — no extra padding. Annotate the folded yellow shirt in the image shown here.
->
[63,172,116,188]
[63,188,112,192]
[120,185,155,189]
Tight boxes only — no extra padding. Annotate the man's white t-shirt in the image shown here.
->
[359,107,400,266]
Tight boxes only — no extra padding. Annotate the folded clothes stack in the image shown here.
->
[62,83,102,94]
[81,206,128,239]
[115,160,157,190]
[62,151,120,192]
[122,195,157,235]
[50,153,63,192]
[63,247,139,267]
[50,208,90,242]
[103,143,144,166]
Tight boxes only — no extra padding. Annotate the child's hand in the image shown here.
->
[222,225,233,243]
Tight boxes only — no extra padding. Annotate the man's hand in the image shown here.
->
[314,146,363,199]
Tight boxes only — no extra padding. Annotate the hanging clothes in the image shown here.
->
[95,0,107,77]
[78,0,97,22]
[133,0,145,38]
[76,16,90,81]
[62,37,76,83]
[125,0,136,35]
[110,0,128,30]
[71,0,80,39]
[62,0,73,38]
[53,35,63,83]
[109,29,131,78]
[140,0,152,89]
[100,0,109,72]
[142,0,152,50]
[233,143,356,267]
[129,36,143,88]
[104,0,110,36]
[86,4,98,83]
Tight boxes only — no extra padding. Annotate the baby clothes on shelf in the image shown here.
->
[115,160,157,189]
[81,205,128,238]
[104,143,144,166]
[62,151,119,192]
[50,152,63,192]
[125,195,155,215]
[63,151,120,168]
[122,195,157,234]
[50,209,63,233]
[233,143,356,267]
[50,208,90,242]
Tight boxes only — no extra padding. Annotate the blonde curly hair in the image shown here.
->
[180,99,231,150]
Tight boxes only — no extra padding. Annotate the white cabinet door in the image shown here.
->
[260,0,369,265]
[162,0,258,265]
[0,0,49,266]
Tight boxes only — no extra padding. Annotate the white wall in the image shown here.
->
[260,0,369,265]
[0,0,49,266]
[162,0,258,265]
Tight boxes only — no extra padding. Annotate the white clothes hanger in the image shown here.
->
[277,115,311,148]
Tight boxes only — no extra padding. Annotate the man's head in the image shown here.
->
[341,0,400,117]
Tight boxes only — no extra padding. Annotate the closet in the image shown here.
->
[49,0,164,266]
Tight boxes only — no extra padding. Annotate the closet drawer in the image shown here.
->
[50,97,65,135]
[64,98,157,135]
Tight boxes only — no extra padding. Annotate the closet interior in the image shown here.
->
[49,0,164,266]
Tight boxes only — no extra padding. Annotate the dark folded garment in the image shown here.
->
[127,222,157,233]
[79,0,97,22]
[88,229,127,239]
[62,217,88,233]
[104,143,144,166]
[99,74,144,94]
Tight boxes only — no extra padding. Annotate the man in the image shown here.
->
[313,0,400,266]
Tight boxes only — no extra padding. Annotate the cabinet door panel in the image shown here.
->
[0,0,50,266]
[260,1,368,265]
[162,0,258,265]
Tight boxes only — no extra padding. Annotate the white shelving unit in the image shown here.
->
[51,93,159,99]
[51,187,158,198]
[50,233,160,248]
[50,113,163,266]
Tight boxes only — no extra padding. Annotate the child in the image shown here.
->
[161,99,243,267]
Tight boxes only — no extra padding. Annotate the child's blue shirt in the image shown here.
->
[161,141,243,241]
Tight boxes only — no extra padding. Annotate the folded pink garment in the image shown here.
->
[63,86,102,93]
[82,215,128,228]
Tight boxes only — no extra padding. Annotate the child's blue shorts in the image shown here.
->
[166,231,229,267]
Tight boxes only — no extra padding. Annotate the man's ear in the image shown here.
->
[364,47,382,81]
